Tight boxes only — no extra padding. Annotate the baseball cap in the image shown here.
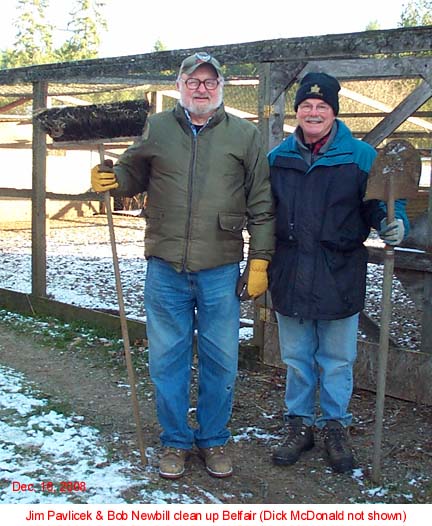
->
[178,52,223,77]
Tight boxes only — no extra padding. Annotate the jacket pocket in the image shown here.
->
[218,212,246,234]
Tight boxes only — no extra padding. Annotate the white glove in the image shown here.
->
[379,218,405,246]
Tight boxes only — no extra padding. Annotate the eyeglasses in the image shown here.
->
[181,78,220,90]
[298,102,332,114]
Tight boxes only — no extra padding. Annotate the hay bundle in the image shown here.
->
[35,99,150,142]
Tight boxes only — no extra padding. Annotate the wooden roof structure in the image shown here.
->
[0,25,431,145]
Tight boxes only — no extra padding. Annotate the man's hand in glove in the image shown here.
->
[236,259,269,300]
[378,218,405,246]
[91,160,119,193]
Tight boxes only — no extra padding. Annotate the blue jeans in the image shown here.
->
[276,313,359,429]
[145,257,240,449]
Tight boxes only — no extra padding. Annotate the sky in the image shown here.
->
[0,0,410,59]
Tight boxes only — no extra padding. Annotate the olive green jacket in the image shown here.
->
[112,102,275,272]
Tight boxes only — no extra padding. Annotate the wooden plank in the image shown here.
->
[258,63,271,150]
[50,138,136,149]
[340,86,432,132]
[262,313,282,367]
[0,188,103,201]
[421,160,432,353]
[363,81,432,146]
[267,63,303,148]
[0,97,31,112]
[355,341,432,405]
[300,57,432,80]
[3,56,431,89]
[367,246,432,273]
[31,82,47,297]
[261,318,432,405]
[0,288,147,342]
[359,311,399,348]
[0,27,430,85]
[421,275,432,352]
[337,111,432,118]
[358,131,432,140]
[0,288,258,366]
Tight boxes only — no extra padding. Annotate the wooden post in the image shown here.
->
[421,156,432,353]
[256,63,289,354]
[258,63,271,148]
[32,81,48,297]
[258,62,300,150]
[256,62,303,358]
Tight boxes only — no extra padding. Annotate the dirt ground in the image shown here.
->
[0,216,431,503]
[0,316,431,504]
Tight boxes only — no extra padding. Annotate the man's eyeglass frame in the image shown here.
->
[181,78,221,90]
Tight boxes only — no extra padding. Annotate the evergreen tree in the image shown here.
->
[399,0,432,26]
[54,0,107,61]
[153,39,167,52]
[3,0,53,67]
[0,0,108,67]
[365,20,380,30]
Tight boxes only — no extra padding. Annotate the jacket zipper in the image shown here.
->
[182,133,198,270]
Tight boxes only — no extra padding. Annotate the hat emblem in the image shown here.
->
[308,84,323,95]
[195,52,212,64]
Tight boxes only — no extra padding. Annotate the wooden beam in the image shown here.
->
[0,288,147,342]
[0,288,257,365]
[0,27,430,85]
[363,80,432,146]
[355,341,432,405]
[268,65,290,149]
[31,81,47,298]
[267,63,304,145]
[300,57,432,80]
[367,246,432,273]
[261,314,432,405]
[0,97,31,112]
[0,188,103,201]
[421,159,432,353]
[340,86,432,132]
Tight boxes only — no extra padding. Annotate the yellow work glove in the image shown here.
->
[91,162,119,193]
[236,259,269,301]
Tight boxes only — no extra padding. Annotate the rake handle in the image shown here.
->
[99,146,147,466]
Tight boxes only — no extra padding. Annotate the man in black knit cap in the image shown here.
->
[267,72,409,473]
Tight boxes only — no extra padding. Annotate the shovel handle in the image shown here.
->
[386,176,395,224]
[371,174,395,482]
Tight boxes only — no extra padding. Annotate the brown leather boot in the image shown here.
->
[159,447,190,479]
[198,446,233,478]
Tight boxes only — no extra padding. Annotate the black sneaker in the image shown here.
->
[272,416,314,466]
[323,420,354,473]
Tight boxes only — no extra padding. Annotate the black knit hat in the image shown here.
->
[294,72,341,115]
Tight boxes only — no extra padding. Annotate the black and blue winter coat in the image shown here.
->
[268,120,408,320]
